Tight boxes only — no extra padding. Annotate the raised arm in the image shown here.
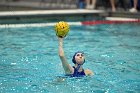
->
[58,37,74,75]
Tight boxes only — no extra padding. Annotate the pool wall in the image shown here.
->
[0,9,140,24]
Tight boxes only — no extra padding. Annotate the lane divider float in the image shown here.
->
[0,17,139,28]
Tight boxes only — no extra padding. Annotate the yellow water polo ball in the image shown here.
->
[54,21,70,38]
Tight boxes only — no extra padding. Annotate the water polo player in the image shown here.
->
[55,21,93,77]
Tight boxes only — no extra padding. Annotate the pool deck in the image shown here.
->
[0,9,107,24]
[0,9,140,24]
[0,1,140,24]
[0,9,105,17]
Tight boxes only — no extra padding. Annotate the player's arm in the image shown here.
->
[58,37,74,74]
[84,69,94,76]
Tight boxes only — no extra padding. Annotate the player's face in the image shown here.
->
[75,53,85,64]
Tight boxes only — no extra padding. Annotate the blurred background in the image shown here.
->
[0,0,139,12]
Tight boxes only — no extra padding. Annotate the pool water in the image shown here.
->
[0,23,140,93]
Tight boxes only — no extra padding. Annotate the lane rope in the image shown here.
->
[0,17,139,28]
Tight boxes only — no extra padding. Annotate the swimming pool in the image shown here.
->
[0,22,140,93]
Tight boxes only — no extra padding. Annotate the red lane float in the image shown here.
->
[82,20,140,25]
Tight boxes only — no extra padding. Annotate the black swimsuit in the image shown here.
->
[71,66,86,77]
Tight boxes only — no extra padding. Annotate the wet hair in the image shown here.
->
[72,51,85,64]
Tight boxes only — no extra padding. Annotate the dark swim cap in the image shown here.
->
[72,51,85,64]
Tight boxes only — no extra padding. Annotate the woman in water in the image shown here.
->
[58,37,93,77]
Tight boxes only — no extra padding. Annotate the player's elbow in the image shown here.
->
[59,53,64,57]
[59,51,65,57]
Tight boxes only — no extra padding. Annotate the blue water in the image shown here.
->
[0,23,140,93]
